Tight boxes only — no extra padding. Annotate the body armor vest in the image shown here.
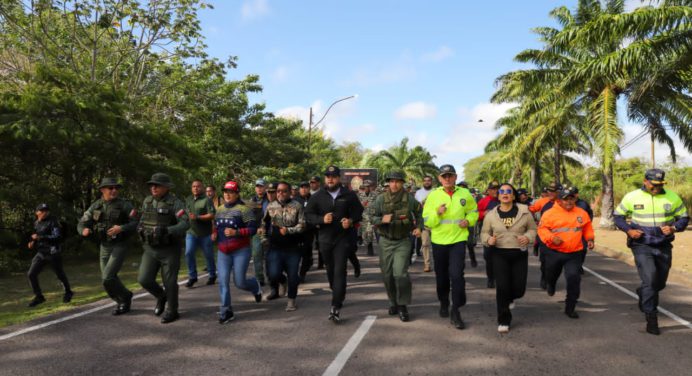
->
[139,196,176,246]
[378,192,411,240]
[92,199,129,242]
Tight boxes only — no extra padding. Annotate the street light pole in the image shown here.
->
[307,94,357,163]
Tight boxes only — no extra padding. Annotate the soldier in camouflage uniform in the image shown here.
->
[78,178,138,315]
[136,173,189,324]
[370,171,423,322]
[357,180,377,256]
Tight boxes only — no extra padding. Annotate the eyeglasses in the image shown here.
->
[498,189,513,194]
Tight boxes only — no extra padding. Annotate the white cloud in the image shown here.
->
[421,46,454,62]
[241,0,269,20]
[394,101,437,120]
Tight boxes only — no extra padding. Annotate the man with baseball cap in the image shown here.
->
[305,165,364,323]
[136,173,189,324]
[78,177,138,315]
[27,203,73,307]
[538,187,595,319]
[614,169,688,335]
[422,164,478,329]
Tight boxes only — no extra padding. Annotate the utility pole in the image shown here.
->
[651,130,656,168]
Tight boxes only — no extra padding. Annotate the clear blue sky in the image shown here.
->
[197,0,687,176]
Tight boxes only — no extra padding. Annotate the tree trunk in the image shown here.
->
[530,162,540,197]
[553,142,561,185]
[599,166,615,228]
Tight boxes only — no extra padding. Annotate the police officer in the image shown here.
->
[614,169,688,335]
[538,187,595,319]
[370,171,423,322]
[27,203,73,307]
[422,164,478,330]
[78,178,138,315]
[136,173,189,324]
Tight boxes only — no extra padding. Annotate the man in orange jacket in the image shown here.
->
[538,187,595,319]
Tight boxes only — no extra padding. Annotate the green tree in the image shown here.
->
[365,138,438,185]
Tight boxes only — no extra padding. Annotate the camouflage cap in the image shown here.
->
[385,171,406,182]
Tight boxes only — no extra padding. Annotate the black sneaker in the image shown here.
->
[28,295,46,307]
[439,304,449,318]
[206,276,217,286]
[565,310,579,319]
[450,309,465,330]
[547,284,556,297]
[219,310,235,324]
[388,306,399,316]
[62,291,74,303]
[112,299,131,316]
[398,306,410,322]
[254,279,263,303]
[266,288,280,301]
[185,277,198,288]
[161,311,179,324]
[328,307,341,323]
[154,296,167,316]
[646,313,660,335]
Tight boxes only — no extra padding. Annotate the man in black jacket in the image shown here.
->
[305,166,364,323]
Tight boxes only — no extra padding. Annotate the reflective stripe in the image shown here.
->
[631,212,671,220]
[615,204,629,215]
[631,219,674,227]
[550,227,582,233]
[672,203,686,215]
[439,219,463,225]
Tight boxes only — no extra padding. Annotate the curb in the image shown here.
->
[593,245,692,288]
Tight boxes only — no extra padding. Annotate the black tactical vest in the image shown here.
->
[139,195,177,246]
[92,198,129,242]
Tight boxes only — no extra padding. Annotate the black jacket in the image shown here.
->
[305,185,363,244]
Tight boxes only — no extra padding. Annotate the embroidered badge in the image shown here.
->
[663,203,672,211]
[634,204,644,210]
[576,216,583,224]
[460,199,466,206]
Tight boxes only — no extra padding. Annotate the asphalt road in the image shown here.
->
[1,245,691,376]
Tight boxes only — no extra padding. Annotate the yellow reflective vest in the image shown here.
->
[614,187,688,246]
[423,186,478,245]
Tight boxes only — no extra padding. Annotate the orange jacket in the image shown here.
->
[538,204,594,253]
[529,197,552,213]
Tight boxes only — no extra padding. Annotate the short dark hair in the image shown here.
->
[192,179,203,185]
[499,182,517,203]
[277,181,290,190]
[206,184,216,191]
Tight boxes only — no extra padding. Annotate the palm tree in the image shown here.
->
[366,138,438,185]
[491,0,692,227]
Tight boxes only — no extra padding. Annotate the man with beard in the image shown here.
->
[305,166,364,323]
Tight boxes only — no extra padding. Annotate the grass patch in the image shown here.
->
[0,248,214,329]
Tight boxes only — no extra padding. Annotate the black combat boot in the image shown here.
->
[565,302,579,319]
[439,302,449,318]
[450,308,465,330]
[398,305,410,322]
[645,313,660,335]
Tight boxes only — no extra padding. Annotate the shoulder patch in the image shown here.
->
[663,203,672,211]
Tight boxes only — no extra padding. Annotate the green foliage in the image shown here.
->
[365,138,438,185]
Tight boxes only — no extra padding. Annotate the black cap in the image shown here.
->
[645,169,666,184]
[546,182,562,192]
[558,187,577,199]
[299,181,310,187]
[438,164,456,175]
[266,182,278,192]
[516,188,528,196]
[457,181,468,188]
[571,186,579,194]
[487,181,500,189]
[309,176,321,183]
[36,203,50,211]
[98,177,123,189]
[324,165,341,176]
[385,171,405,182]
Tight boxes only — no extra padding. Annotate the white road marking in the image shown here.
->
[583,266,692,329]
[0,274,209,342]
[323,315,377,376]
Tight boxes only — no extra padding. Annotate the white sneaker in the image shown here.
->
[411,253,417,264]
[286,299,297,312]
[498,325,510,333]
[509,302,516,310]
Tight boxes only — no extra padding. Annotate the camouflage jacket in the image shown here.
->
[262,198,306,249]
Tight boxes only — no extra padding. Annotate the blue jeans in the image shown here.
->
[185,234,216,279]
[217,247,259,314]
[266,248,302,299]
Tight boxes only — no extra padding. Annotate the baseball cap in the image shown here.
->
[324,165,341,176]
[644,169,666,185]
[266,182,278,192]
[223,181,240,192]
[487,181,500,189]
[255,179,266,187]
[309,176,321,183]
[516,188,528,196]
[546,182,562,192]
[36,203,50,211]
[558,187,577,199]
[299,181,310,187]
[438,164,456,175]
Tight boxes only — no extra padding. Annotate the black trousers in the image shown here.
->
[483,246,494,282]
[492,248,528,325]
[299,231,314,277]
[28,252,71,296]
[319,239,351,308]
[544,248,584,306]
[432,242,466,309]
[631,243,672,314]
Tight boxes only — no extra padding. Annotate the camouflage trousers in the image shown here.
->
[359,220,375,244]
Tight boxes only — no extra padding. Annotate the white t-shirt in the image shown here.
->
[415,187,433,204]
[328,188,340,201]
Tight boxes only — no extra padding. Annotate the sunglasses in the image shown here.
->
[498,189,513,194]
